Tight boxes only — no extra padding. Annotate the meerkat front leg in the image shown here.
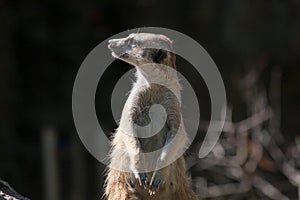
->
[149,127,178,192]
[124,134,149,187]
[151,131,184,194]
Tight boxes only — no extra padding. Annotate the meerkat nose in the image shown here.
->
[108,39,117,43]
[108,38,122,44]
[108,39,115,49]
[108,39,124,52]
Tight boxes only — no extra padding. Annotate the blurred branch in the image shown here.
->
[192,63,300,199]
[252,176,289,200]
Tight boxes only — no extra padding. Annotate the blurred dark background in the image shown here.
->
[1,0,300,199]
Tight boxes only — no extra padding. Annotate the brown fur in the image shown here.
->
[105,33,198,200]
[105,157,196,200]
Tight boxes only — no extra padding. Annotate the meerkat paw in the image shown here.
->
[134,172,148,188]
[149,171,163,195]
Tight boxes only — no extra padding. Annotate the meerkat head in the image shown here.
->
[108,33,176,68]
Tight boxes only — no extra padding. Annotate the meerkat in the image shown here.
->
[105,33,198,200]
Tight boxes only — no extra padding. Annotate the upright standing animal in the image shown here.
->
[105,33,197,200]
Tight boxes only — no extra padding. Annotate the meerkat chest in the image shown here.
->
[132,84,180,115]
[123,85,177,150]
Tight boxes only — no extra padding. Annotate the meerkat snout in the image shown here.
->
[108,38,130,58]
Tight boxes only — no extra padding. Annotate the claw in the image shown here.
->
[149,171,163,193]
[149,190,156,195]
[137,173,148,187]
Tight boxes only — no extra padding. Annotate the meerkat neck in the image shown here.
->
[134,64,182,100]
[136,64,177,82]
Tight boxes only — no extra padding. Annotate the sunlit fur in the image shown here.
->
[105,33,198,200]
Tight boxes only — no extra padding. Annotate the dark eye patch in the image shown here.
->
[152,49,167,63]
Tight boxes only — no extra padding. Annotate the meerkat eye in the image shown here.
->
[152,49,166,63]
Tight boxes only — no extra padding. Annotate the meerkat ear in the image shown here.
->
[152,49,167,63]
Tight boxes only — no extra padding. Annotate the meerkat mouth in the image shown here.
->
[108,41,129,59]
[111,51,129,60]
[111,52,119,58]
